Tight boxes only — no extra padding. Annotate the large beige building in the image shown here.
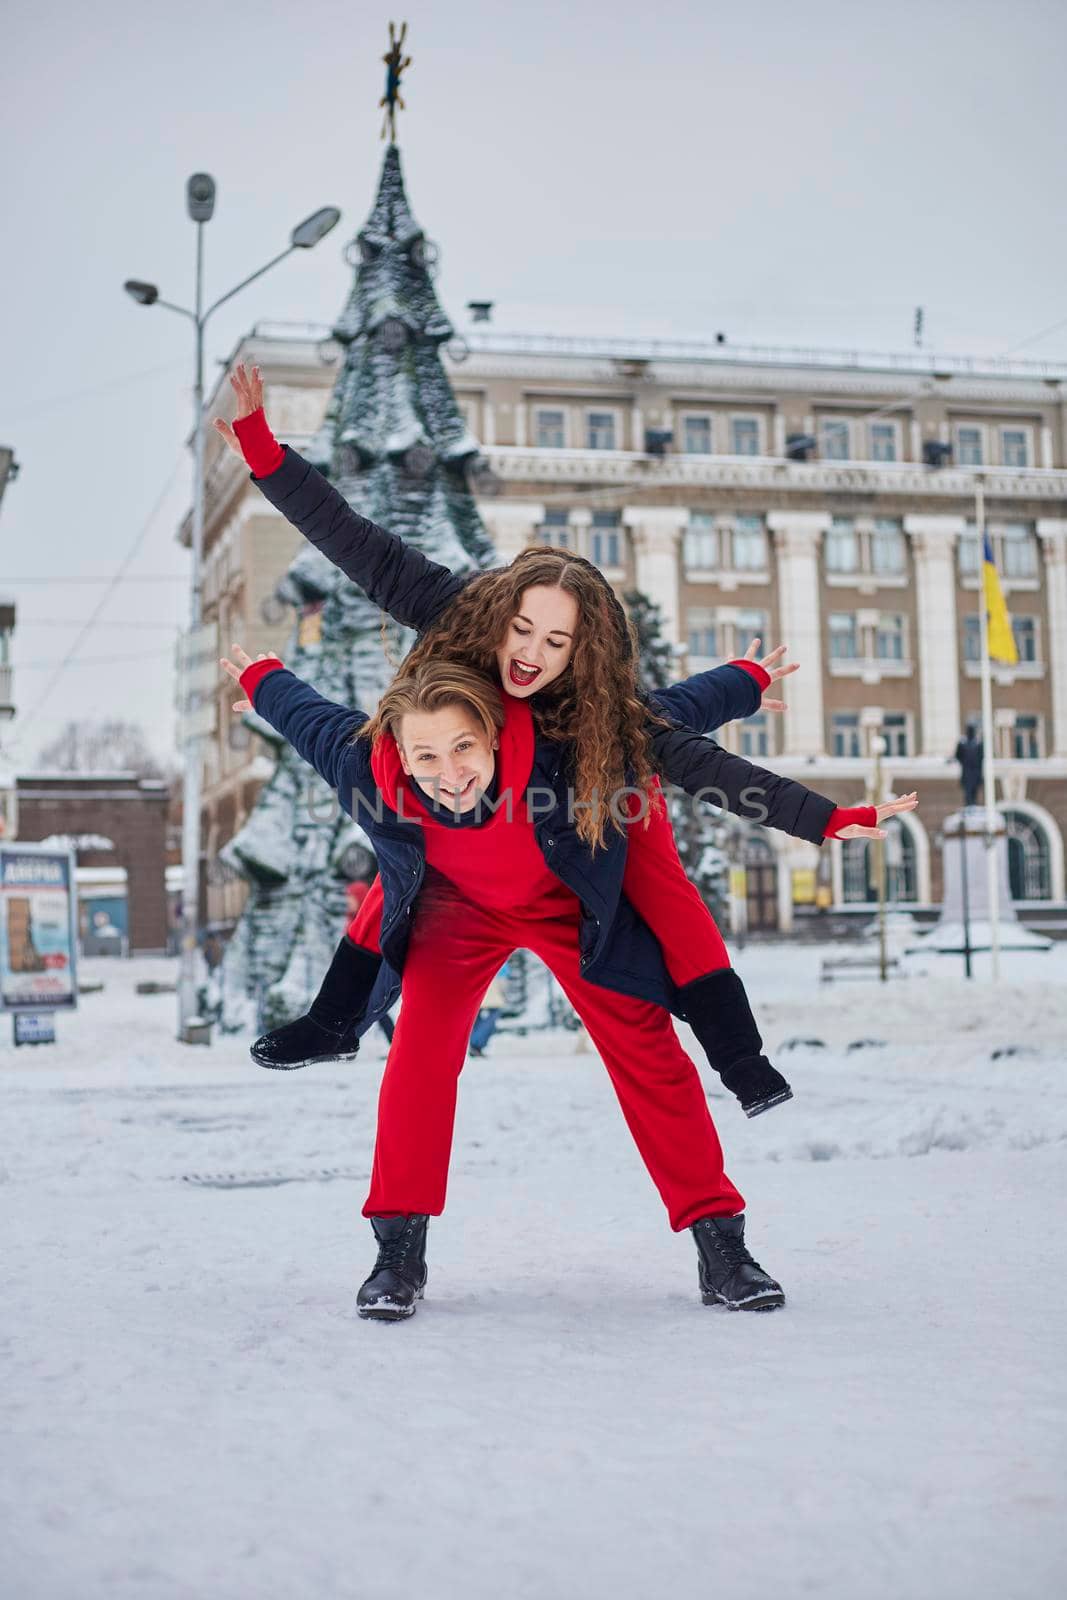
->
[190,325,1067,936]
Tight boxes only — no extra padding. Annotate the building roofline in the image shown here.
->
[246,320,1067,384]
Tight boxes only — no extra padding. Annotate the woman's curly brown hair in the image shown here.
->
[391,548,669,850]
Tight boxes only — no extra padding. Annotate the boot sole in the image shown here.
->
[250,1048,360,1071]
[742,1087,794,1118]
[701,1288,785,1312]
[357,1285,426,1322]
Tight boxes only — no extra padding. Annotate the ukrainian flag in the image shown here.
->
[982,534,1018,664]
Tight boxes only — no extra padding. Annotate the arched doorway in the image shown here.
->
[744,834,778,931]
[841,817,918,904]
[1003,810,1052,901]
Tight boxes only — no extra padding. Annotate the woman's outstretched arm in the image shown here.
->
[648,722,917,844]
[214,365,468,633]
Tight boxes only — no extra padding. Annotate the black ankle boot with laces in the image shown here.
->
[357,1215,429,1321]
[691,1214,785,1311]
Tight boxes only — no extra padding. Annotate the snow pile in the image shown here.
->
[2,947,1065,1599]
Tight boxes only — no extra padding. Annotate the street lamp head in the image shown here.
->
[290,206,341,250]
[124,279,159,306]
[186,172,217,223]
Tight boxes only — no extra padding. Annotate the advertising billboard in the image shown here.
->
[0,844,79,1012]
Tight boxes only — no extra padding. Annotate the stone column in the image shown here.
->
[766,510,829,756]
[622,507,687,645]
[905,515,965,755]
[1037,519,1067,755]
[480,500,545,564]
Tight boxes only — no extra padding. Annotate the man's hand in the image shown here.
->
[212,363,265,459]
[741,637,799,714]
[220,643,280,713]
[834,792,920,841]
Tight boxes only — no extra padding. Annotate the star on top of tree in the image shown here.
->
[380,21,412,142]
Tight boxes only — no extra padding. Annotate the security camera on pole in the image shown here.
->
[124,177,340,1042]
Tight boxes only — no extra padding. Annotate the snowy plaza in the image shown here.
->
[4,940,1066,1600]
[5,4,1067,1596]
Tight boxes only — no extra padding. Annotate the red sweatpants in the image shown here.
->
[346,784,730,985]
[361,875,744,1231]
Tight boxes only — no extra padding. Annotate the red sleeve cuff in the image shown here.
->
[239,658,285,700]
[232,407,285,478]
[728,658,772,693]
[824,804,877,839]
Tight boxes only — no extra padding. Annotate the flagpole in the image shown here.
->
[975,475,1001,980]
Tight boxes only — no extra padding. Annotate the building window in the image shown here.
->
[956,426,983,465]
[535,409,566,449]
[819,417,851,460]
[1004,811,1052,899]
[871,519,906,574]
[590,511,621,570]
[735,609,768,655]
[538,507,572,550]
[963,614,982,662]
[875,613,906,662]
[731,417,760,456]
[740,713,769,759]
[688,609,718,660]
[842,820,917,903]
[1011,614,1038,663]
[682,415,712,454]
[684,512,719,570]
[1000,522,1038,579]
[958,524,981,576]
[1001,429,1029,468]
[829,612,859,661]
[732,515,767,570]
[825,518,859,574]
[870,422,898,462]
[1011,715,1042,760]
[881,713,909,756]
[586,412,616,450]
[831,713,862,757]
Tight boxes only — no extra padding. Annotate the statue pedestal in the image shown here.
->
[913,808,1051,954]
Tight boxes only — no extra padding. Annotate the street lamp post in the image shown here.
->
[125,178,340,1041]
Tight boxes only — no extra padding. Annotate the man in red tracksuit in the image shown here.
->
[224,647,789,1323]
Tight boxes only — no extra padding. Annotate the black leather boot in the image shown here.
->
[678,968,793,1117]
[357,1215,429,1321]
[691,1214,785,1311]
[250,937,381,1070]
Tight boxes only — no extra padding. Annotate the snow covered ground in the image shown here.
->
[3,942,1066,1600]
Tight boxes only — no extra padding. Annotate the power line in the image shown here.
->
[4,574,187,585]
[15,452,187,728]
[14,618,183,630]
[3,359,187,428]
[16,647,177,670]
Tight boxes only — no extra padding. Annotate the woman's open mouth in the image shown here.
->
[508,658,541,688]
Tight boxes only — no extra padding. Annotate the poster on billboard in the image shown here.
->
[0,844,79,1012]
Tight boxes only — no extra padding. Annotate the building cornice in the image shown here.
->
[484,447,1067,505]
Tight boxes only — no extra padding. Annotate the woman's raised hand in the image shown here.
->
[212,363,266,459]
[742,637,799,714]
[834,791,920,841]
[220,643,280,713]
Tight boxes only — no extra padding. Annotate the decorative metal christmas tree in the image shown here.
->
[217,136,497,1032]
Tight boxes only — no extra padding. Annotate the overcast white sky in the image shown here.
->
[2,0,1066,769]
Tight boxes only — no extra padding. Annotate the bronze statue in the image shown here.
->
[380,22,412,143]
[954,722,983,808]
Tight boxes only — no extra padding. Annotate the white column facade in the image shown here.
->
[622,506,687,646]
[905,515,965,755]
[480,500,545,564]
[767,510,830,756]
[1037,519,1067,755]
